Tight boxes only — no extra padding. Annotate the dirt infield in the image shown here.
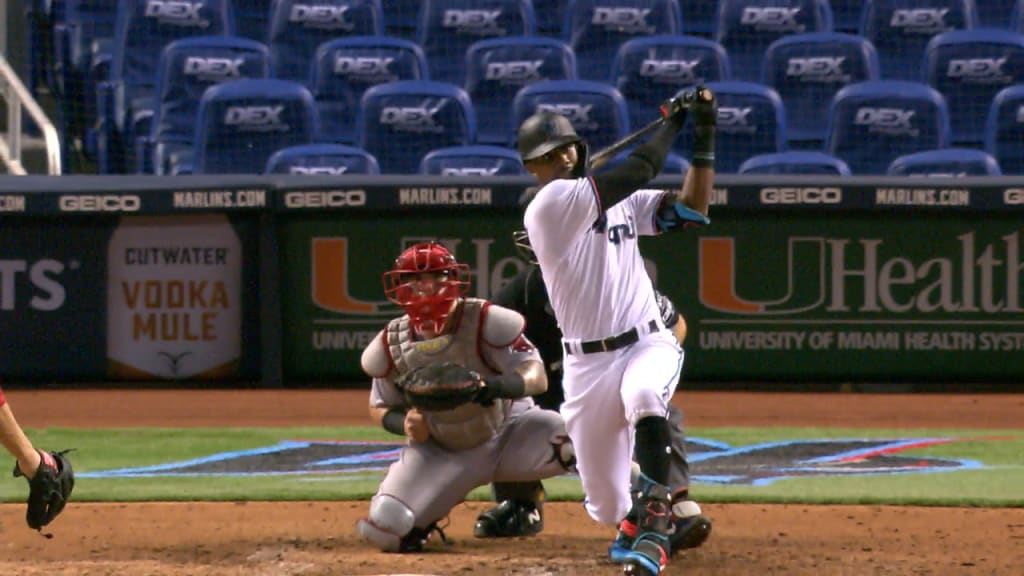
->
[2,390,1022,575]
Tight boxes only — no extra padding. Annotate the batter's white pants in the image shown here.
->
[560,330,683,526]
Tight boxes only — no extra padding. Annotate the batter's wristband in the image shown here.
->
[382,407,407,436]
[692,126,715,168]
[0,386,5,407]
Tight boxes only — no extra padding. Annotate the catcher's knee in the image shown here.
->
[357,494,416,552]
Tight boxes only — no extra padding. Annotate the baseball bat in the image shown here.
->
[587,115,670,172]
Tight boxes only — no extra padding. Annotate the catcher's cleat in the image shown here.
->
[669,512,712,552]
[621,534,669,576]
[473,499,543,538]
[398,522,448,552]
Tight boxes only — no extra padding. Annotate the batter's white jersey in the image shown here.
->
[524,176,667,341]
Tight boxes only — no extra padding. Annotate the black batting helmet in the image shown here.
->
[516,110,588,169]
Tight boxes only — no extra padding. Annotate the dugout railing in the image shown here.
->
[1,174,1021,390]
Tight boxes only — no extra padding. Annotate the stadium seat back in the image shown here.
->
[738,150,851,174]
[193,78,318,173]
[265,143,380,173]
[860,0,976,80]
[511,79,631,152]
[763,32,880,145]
[357,80,477,173]
[714,0,834,82]
[886,147,1001,175]
[566,0,682,81]
[465,36,577,144]
[983,84,1024,174]
[923,28,1024,145]
[825,80,950,174]
[417,0,537,85]
[418,145,528,175]
[112,0,236,88]
[267,0,384,83]
[611,34,730,130]
[311,36,428,145]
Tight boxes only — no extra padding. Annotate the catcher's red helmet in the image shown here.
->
[383,243,469,333]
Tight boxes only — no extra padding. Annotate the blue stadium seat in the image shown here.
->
[534,0,571,37]
[140,36,272,175]
[193,78,318,174]
[738,150,852,174]
[595,150,690,174]
[763,32,880,148]
[418,145,528,175]
[417,0,537,86]
[714,0,833,82]
[465,36,577,145]
[678,80,787,173]
[95,0,236,173]
[825,80,950,174]
[311,36,428,145]
[50,0,118,149]
[267,0,384,83]
[233,0,274,41]
[511,79,631,152]
[923,29,1024,146]
[265,143,380,174]
[611,34,730,131]
[681,0,717,37]
[860,0,976,81]
[829,0,864,33]
[381,0,422,40]
[357,80,477,173]
[984,84,1024,174]
[886,147,1001,176]
[980,0,1016,29]
[565,0,683,82]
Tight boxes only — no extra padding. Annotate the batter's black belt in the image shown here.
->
[564,320,659,355]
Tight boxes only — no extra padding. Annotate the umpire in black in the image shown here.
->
[472,213,711,553]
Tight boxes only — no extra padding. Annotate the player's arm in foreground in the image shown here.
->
[0,388,42,477]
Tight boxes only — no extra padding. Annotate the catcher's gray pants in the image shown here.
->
[374,400,569,528]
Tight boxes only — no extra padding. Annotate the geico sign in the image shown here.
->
[59,195,141,212]
[285,190,367,208]
[1005,188,1024,205]
[760,187,842,204]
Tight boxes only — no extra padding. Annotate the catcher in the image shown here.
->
[356,242,574,552]
[0,385,75,533]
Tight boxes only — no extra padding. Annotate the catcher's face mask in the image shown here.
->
[383,243,469,333]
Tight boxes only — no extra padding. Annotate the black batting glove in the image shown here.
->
[687,86,717,168]
[659,95,689,131]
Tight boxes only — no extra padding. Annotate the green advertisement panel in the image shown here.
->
[642,213,1024,381]
[279,214,525,381]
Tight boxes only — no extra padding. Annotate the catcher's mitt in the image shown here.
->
[14,449,75,532]
[397,362,483,411]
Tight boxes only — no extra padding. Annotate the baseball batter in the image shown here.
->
[516,86,716,575]
[356,243,574,553]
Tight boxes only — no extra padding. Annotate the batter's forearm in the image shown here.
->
[592,122,683,210]
[679,165,713,216]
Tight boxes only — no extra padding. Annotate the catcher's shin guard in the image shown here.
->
[621,483,672,576]
[473,498,544,538]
